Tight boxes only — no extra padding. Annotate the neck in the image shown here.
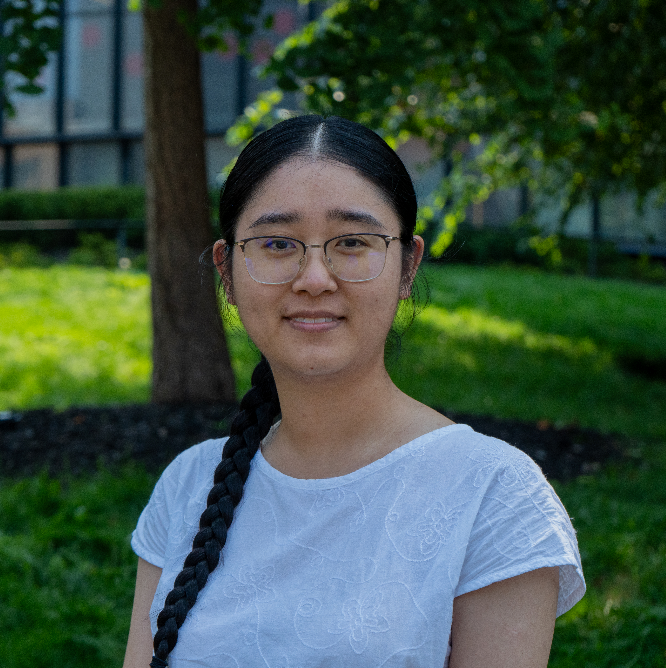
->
[262,356,451,479]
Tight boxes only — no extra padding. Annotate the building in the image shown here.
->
[0,0,312,191]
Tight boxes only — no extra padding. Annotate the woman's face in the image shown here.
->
[215,158,423,381]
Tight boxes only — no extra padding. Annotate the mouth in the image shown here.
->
[291,316,336,324]
[285,313,344,331]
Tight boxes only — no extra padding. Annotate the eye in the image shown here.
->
[263,237,298,252]
[333,235,370,251]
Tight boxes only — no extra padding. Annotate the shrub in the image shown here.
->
[0,186,145,221]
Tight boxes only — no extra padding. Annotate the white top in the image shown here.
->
[132,424,585,668]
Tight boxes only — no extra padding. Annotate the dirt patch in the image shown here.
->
[0,403,625,480]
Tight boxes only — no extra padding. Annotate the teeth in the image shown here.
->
[293,317,335,324]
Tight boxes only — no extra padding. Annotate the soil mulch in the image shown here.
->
[0,403,626,480]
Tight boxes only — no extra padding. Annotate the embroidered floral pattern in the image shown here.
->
[407,502,463,557]
[330,591,390,654]
[469,440,540,488]
[224,565,275,610]
[310,488,345,514]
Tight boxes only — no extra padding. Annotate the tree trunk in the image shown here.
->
[144,0,236,403]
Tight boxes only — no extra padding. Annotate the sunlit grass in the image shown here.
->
[2,264,665,439]
[390,264,666,439]
[0,267,151,409]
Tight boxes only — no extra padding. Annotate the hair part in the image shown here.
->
[218,115,417,247]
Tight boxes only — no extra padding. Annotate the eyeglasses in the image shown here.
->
[232,233,400,285]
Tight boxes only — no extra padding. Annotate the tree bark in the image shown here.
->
[144,0,235,403]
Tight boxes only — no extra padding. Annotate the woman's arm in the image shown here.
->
[123,557,163,668]
[449,566,559,668]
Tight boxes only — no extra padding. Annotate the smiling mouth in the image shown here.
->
[291,317,337,324]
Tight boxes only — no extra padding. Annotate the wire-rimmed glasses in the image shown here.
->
[232,233,400,284]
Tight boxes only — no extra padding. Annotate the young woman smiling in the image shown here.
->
[124,116,585,668]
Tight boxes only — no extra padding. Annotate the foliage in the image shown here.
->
[234,0,666,252]
[549,0,666,210]
[3,265,666,442]
[0,186,145,221]
[550,444,666,666]
[67,232,123,269]
[0,0,61,114]
[440,222,666,284]
[0,242,53,269]
[0,465,156,667]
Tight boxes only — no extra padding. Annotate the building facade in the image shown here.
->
[0,0,311,191]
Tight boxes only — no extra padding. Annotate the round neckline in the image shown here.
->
[254,423,471,489]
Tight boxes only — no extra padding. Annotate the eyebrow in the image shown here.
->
[248,212,303,228]
[326,208,386,230]
[247,208,387,230]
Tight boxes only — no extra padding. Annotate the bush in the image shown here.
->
[68,233,120,269]
[0,186,145,221]
[0,243,53,269]
[435,221,666,284]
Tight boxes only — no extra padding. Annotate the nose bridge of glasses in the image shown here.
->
[300,243,333,273]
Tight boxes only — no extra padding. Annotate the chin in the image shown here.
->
[268,347,369,380]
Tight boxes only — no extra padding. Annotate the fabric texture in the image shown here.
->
[132,423,585,668]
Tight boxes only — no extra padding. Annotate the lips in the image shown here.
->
[292,316,335,324]
[284,312,344,331]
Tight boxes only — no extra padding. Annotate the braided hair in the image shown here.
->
[150,358,279,666]
[151,115,419,666]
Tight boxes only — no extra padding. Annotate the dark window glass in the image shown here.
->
[122,9,144,131]
[13,144,59,190]
[69,142,120,185]
[202,48,238,132]
[64,13,114,133]
[206,137,239,187]
[245,1,303,107]
[66,0,111,15]
[126,140,144,184]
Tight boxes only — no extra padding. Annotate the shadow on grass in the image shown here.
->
[390,304,666,440]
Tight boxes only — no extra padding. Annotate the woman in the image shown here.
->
[124,115,584,668]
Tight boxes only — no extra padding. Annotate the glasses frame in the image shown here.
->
[232,233,401,285]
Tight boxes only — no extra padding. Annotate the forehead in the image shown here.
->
[235,158,401,236]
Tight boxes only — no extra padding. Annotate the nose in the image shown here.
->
[290,246,338,296]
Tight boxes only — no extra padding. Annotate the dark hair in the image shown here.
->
[151,115,419,667]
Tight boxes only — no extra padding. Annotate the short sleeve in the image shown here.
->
[131,455,183,568]
[455,441,585,616]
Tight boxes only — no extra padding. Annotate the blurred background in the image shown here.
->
[0,0,665,666]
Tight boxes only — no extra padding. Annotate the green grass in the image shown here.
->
[0,466,156,667]
[1,263,665,666]
[550,445,666,667]
[5,263,664,439]
[0,267,151,409]
[392,264,666,439]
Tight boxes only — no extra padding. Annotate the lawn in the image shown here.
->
[1,263,665,667]
[2,264,666,438]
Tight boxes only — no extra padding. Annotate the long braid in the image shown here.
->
[150,357,280,667]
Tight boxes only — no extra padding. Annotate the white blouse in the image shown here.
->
[132,423,585,668]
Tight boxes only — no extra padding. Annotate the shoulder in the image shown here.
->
[157,437,229,495]
[414,424,543,488]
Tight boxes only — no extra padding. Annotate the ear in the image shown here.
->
[399,235,425,300]
[213,239,236,305]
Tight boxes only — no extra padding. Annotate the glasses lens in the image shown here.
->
[326,234,388,282]
[243,237,303,284]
